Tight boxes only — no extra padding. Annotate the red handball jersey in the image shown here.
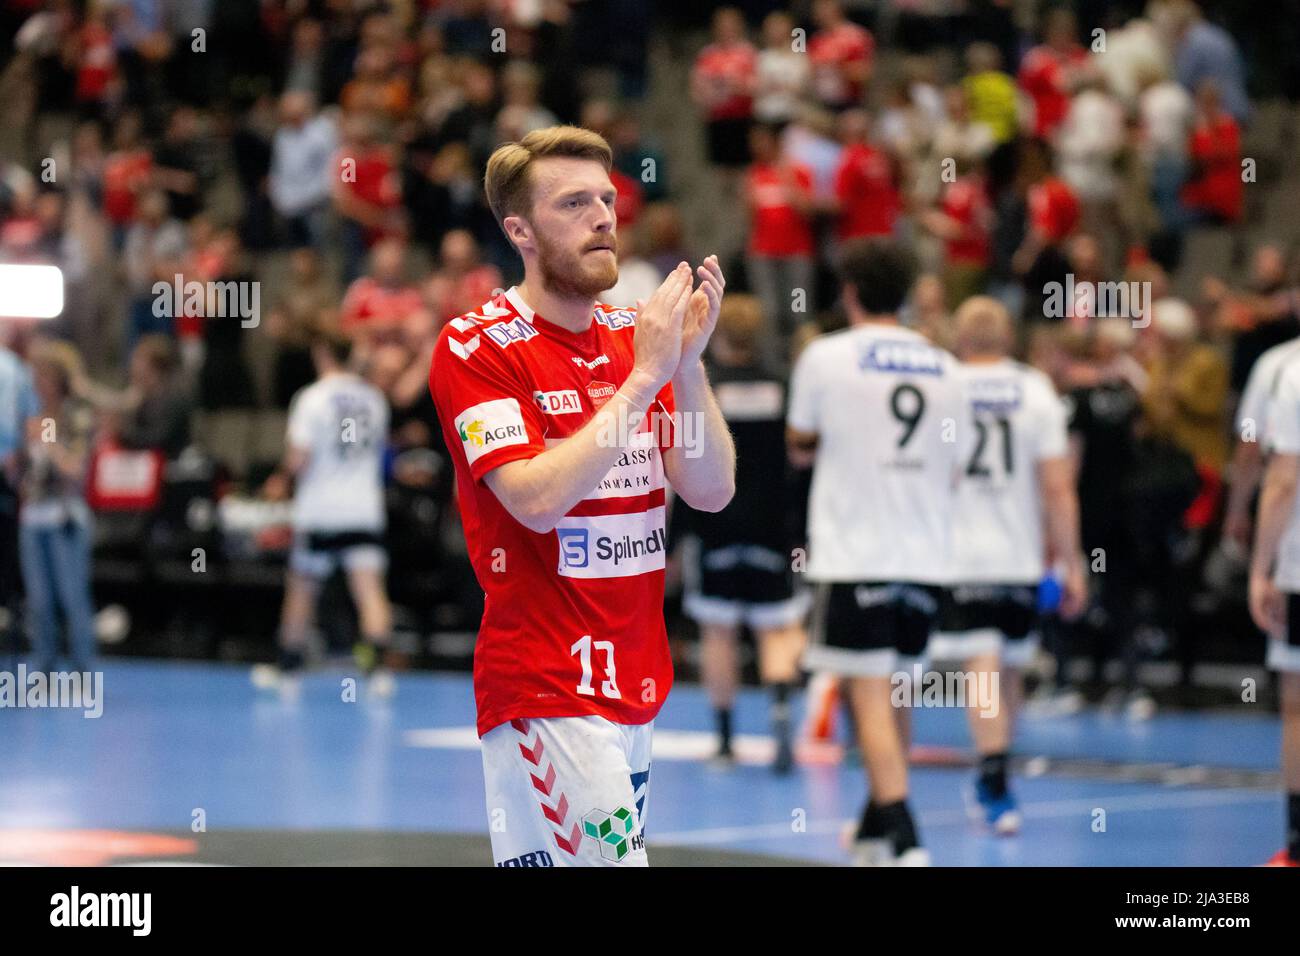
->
[747,162,815,257]
[833,143,899,240]
[430,287,677,737]
[1028,177,1080,243]
[940,175,992,266]
[1018,44,1088,139]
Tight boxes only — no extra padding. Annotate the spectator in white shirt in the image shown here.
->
[268,90,338,248]
[123,190,188,348]
[1138,62,1193,234]
[754,10,810,124]
[1055,75,1127,268]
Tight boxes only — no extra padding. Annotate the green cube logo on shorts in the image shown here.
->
[582,806,636,861]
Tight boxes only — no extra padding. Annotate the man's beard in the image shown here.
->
[536,232,619,299]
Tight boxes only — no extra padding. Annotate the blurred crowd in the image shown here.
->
[0,0,1295,698]
[687,0,1299,706]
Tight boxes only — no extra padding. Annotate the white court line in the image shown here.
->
[649,787,1277,846]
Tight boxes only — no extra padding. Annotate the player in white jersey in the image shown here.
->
[1247,355,1300,866]
[1224,336,1300,551]
[253,332,395,695]
[787,239,965,866]
[929,297,1086,834]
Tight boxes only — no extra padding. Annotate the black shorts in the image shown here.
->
[291,529,387,579]
[1275,594,1300,673]
[939,585,1038,638]
[683,542,809,630]
[804,581,942,677]
[706,116,753,167]
[931,584,1040,666]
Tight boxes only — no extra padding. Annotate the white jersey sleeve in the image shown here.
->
[1239,339,1300,447]
[786,338,823,434]
[1265,360,1300,592]
[1268,361,1300,455]
[286,385,320,451]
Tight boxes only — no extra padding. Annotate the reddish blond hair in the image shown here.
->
[484,125,613,230]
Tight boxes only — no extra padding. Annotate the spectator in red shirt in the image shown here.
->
[102,111,153,248]
[609,166,645,230]
[921,160,994,310]
[333,111,405,283]
[744,122,816,360]
[691,7,757,168]
[73,7,119,112]
[423,229,503,327]
[1017,8,1089,140]
[808,0,874,111]
[340,236,425,348]
[829,109,900,242]
[1181,81,1243,226]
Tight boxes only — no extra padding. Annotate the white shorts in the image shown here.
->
[928,630,1040,669]
[480,715,653,867]
[1267,637,1300,673]
[683,590,811,630]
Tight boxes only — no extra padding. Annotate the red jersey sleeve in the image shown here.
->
[431,321,548,483]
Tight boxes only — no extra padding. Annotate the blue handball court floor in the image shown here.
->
[0,661,1286,866]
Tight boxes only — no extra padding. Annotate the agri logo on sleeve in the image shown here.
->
[454,398,529,465]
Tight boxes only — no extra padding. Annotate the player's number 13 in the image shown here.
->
[571,635,622,699]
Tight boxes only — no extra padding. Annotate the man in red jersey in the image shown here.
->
[430,126,735,867]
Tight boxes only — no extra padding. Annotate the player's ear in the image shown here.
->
[503,215,532,251]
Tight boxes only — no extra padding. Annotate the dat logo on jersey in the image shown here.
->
[454,398,529,465]
[594,307,636,330]
[859,341,944,375]
[534,389,583,415]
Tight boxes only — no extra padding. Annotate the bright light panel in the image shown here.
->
[0,264,64,319]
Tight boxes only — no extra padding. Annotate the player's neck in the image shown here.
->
[514,280,595,334]
[849,312,900,329]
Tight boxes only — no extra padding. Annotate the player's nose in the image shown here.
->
[591,199,615,231]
